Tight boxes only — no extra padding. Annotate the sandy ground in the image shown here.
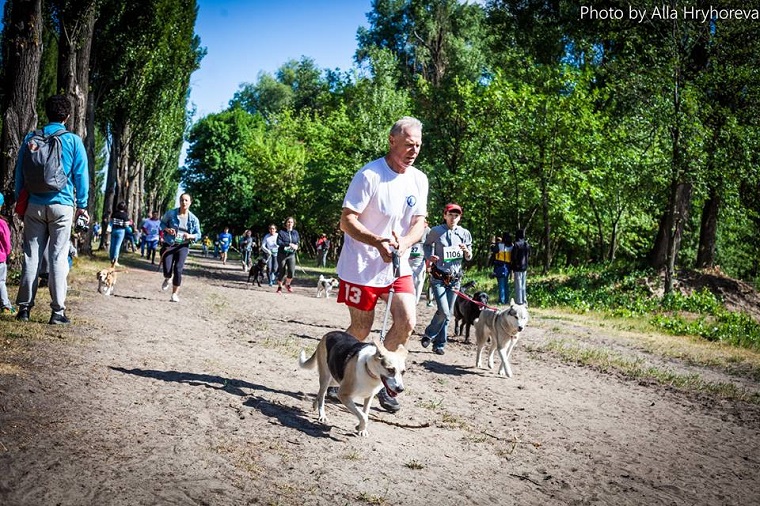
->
[0,251,758,506]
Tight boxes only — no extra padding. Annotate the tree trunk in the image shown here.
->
[664,181,692,293]
[696,184,720,269]
[0,0,43,268]
[58,1,98,255]
[100,128,122,251]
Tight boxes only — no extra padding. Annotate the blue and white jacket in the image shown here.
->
[160,208,201,246]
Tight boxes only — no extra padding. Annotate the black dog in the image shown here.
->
[454,281,489,343]
[247,257,268,286]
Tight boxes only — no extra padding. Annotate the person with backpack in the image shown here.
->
[14,95,89,325]
[510,229,530,305]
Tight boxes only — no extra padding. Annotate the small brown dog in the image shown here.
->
[96,268,117,296]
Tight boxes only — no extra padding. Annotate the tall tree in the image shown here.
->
[0,0,43,268]
[52,0,99,254]
[0,0,43,202]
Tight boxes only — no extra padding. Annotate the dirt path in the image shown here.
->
[1,251,758,505]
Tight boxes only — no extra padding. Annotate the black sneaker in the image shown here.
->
[49,313,70,325]
[420,336,431,348]
[377,387,401,413]
[16,307,30,322]
[433,347,445,355]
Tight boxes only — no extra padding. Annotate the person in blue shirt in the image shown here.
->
[14,95,89,325]
[218,227,233,265]
[159,193,201,303]
[141,210,162,264]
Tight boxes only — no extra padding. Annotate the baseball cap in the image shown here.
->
[444,203,462,214]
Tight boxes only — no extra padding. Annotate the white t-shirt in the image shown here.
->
[337,157,428,287]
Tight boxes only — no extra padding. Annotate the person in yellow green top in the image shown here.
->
[491,233,512,305]
[201,235,213,257]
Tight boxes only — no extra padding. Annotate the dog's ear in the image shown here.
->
[394,344,409,359]
[509,298,516,307]
[371,337,387,354]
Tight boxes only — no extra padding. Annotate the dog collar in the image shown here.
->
[365,362,380,380]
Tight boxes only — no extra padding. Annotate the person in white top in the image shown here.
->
[336,116,429,413]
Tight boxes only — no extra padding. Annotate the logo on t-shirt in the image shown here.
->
[406,195,417,207]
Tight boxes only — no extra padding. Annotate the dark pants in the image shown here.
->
[277,252,296,281]
[161,243,190,287]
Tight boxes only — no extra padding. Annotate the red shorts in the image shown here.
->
[337,276,415,311]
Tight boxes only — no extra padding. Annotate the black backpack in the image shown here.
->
[22,129,68,193]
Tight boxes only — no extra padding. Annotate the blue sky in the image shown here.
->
[191,0,373,118]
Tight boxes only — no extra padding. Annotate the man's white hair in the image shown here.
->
[390,116,422,136]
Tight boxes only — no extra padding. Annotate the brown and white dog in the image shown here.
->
[316,274,339,298]
[96,268,117,296]
[299,331,407,436]
[474,299,530,377]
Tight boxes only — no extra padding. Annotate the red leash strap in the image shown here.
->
[452,288,499,312]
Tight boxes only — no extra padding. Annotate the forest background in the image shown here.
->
[0,0,759,297]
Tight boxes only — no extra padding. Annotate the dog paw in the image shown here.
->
[318,415,329,424]
[356,425,369,437]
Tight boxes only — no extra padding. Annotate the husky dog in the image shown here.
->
[299,331,407,436]
[316,274,339,298]
[96,268,117,296]
[474,299,529,377]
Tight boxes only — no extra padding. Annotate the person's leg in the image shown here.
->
[109,228,125,264]
[409,260,423,305]
[266,254,276,285]
[382,291,417,351]
[497,276,507,304]
[0,263,12,309]
[423,281,448,339]
[47,204,74,317]
[160,245,174,282]
[513,271,526,304]
[285,255,296,290]
[150,241,159,263]
[346,306,375,341]
[16,204,49,312]
[276,253,286,291]
[171,245,190,296]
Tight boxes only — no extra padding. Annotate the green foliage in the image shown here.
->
[179,0,759,288]
[530,265,760,350]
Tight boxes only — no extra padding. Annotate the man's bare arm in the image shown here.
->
[340,208,395,262]
[395,214,426,255]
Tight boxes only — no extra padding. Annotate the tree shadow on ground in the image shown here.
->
[109,366,337,438]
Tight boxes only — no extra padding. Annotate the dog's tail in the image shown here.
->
[298,349,317,370]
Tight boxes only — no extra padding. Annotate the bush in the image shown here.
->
[525,265,760,351]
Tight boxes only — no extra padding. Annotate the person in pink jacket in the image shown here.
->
[0,193,16,315]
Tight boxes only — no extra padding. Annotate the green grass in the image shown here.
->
[543,338,760,404]
[463,264,760,351]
